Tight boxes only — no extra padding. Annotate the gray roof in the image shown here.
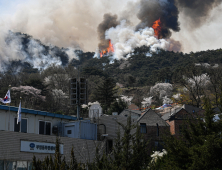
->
[182,104,203,114]
[161,108,188,121]
[137,108,169,126]
[120,109,141,115]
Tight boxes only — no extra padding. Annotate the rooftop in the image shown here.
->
[0,105,79,121]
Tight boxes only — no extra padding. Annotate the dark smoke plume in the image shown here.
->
[175,0,222,27]
[136,0,180,38]
[97,13,119,50]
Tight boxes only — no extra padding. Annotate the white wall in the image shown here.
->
[0,109,70,135]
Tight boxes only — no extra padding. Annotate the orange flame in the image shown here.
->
[100,40,114,58]
[152,18,161,39]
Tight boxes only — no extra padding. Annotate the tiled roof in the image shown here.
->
[0,105,79,121]
[138,108,169,126]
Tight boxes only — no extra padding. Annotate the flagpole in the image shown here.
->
[8,85,11,131]
[18,97,22,132]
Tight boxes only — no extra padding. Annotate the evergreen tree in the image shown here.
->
[93,77,118,114]
[91,116,150,170]
[153,98,222,170]
[107,97,128,115]
[32,138,82,170]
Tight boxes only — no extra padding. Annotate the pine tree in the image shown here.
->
[91,116,150,170]
[93,77,118,114]
[153,98,222,169]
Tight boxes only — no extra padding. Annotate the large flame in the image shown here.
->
[100,40,114,58]
[152,18,161,39]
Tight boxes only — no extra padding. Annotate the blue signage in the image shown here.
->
[30,143,35,148]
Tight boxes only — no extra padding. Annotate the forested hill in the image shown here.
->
[77,46,222,87]
[1,32,222,115]
[1,31,222,88]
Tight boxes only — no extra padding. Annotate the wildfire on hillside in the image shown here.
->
[100,40,114,58]
[152,18,161,39]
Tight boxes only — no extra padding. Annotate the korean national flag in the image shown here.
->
[0,90,11,104]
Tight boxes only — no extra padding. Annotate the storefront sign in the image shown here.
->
[20,140,63,154]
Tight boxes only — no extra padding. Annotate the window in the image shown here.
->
[39,121,51,135]
[0,160,4,170]
[67,130,72,134]
[140,123,147,134]
[17,161,27,170]
[155,141,159,147]
[156,123,159,136]
[14,118,27,133]
[107,140,113,154]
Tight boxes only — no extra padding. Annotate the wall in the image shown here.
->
[142,125,170,152]
[166,120,175,135]
[0,110,70,135]
[0,131,102,163]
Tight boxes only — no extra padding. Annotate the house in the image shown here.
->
[137,109,170,151]
[91,113,128,154]
[161,104,204,137]
[97,108,170,153]
[0,104,101,169]
[162,108,191,137]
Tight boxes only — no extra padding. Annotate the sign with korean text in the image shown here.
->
[20,140,63,154]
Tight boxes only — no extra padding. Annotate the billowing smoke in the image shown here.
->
[0,31,78,71]
[0,0,221,66]
[136,0,180,38]
[97,13,119,50]
[105,20,169,60]
[176,0,222,27]
[167,38,182,52]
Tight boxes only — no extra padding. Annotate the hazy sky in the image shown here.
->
[0,0,222,53]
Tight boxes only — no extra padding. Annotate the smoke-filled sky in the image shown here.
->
[0,0,222,63]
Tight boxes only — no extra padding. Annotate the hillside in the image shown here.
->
[1,32,222,115]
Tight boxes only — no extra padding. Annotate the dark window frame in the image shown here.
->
[140,123,147,134]
[14,118,28,133]
[39,120,51,135]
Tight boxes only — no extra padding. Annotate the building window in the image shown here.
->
[107,140,113,154]
[14,118,27,133]
[67,130,72,134]
[39,121,51,135]
[0,160,4,170]
[156,123,159,136]
[140,123,147,134]
[155,141,159,147]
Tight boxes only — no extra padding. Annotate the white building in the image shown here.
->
[0,104,100,170]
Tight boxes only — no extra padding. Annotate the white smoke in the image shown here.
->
[0,31,79,71]
[105,20,170,60]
